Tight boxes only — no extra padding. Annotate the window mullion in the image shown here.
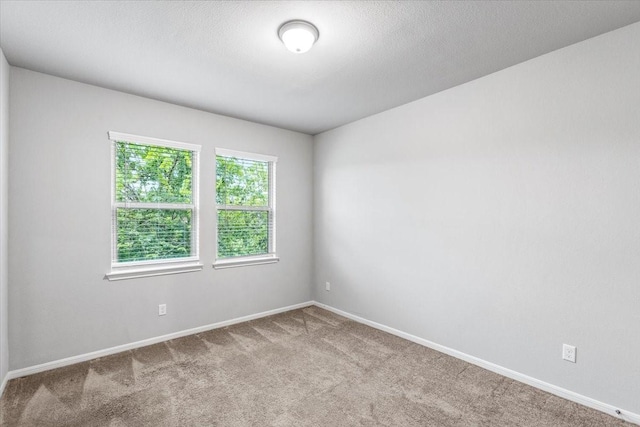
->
[269,159,276,254]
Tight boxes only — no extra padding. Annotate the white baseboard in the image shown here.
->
[5,301,314,382]
[314,301,640,426]
[3,300,638,426]
[0,371,8,399]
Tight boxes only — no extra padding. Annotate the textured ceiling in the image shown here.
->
[1,1,640,135]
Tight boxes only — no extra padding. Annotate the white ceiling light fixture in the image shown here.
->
[278,20,319,54]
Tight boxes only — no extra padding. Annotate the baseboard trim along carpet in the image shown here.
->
[313,302,640,426]
[0,373,8,402]
[4,300,314,384]
[3,300,639,425]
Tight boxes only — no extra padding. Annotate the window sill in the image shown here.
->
[105,262,204,281]
[213,255,279,269]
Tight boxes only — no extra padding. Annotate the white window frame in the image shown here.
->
[106,131,203,281]
[213,148,279,269]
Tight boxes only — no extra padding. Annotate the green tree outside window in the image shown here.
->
[216,154,274,259]
[114,141,197,263]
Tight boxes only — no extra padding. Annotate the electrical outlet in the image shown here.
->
[325,282,331,291]
[159,304,167,316]
[562,344,576,363]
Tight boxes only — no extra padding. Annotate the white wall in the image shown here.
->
[8,68,313,369]
[314,22,640,415]
[0,48,10,388]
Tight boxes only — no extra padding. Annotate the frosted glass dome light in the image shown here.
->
[278,20,319,54]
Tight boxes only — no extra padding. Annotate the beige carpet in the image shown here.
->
[0,306,630,426]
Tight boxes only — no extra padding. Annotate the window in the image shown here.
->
[106,132,202,280]
[214,148,278,268]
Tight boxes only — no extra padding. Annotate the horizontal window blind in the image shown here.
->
[111,135,200,266]
[216,151,276,260]
[116,209,192,262]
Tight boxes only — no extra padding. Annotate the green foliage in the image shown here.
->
[216,156,268,206]
[115,142,194,263]
[117,209,191,262]
[116,142,192,204]
[216,156,271,258]
[217,210,268,258]
[113,144,273,263]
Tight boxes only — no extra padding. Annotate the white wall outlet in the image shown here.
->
[562,344,576,363]
[325,282,331,291]
[158,304,167,316]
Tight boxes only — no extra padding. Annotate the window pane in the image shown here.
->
[116,142,193,204]
[217,210,268,258]
[216,156,268,206]
[117,208,192,262]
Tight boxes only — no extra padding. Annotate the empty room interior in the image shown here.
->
[0,1,639,425]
